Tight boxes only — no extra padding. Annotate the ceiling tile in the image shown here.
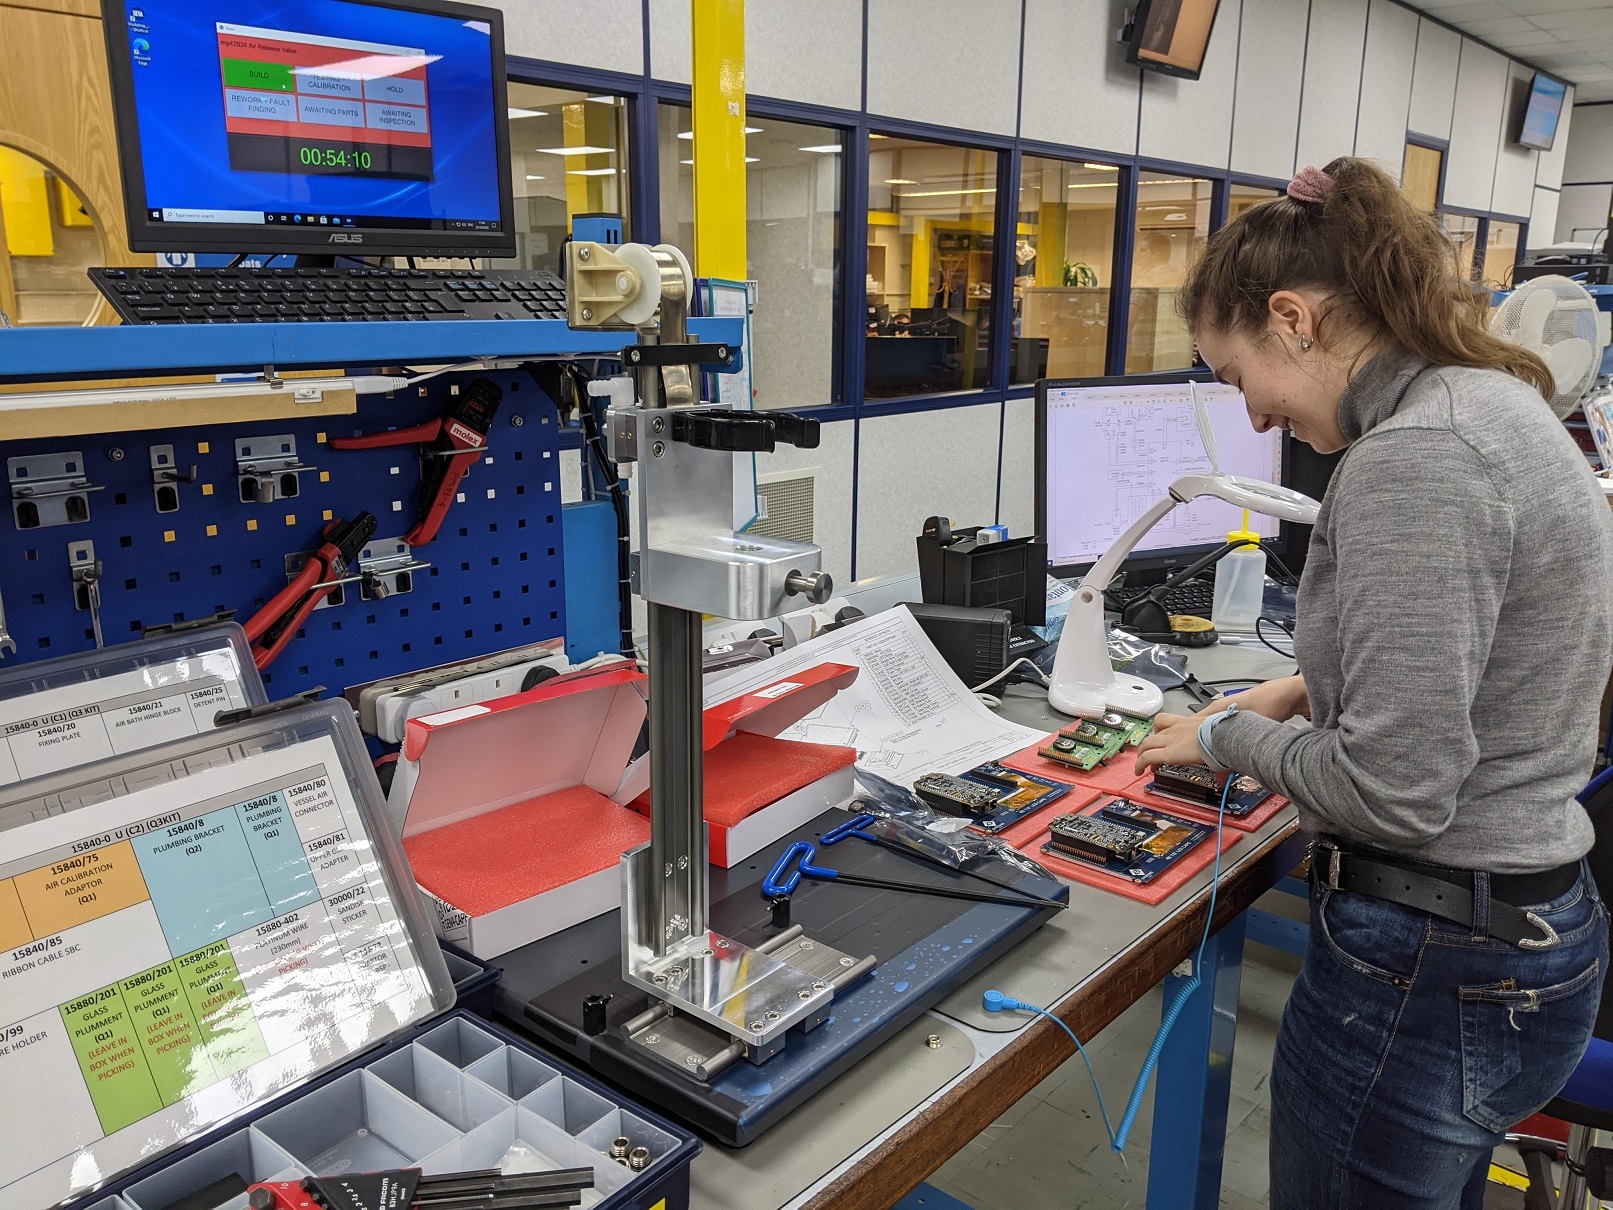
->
[1576,82,1613,99]
[1489,28,1576,45]
[1415,0,1518,16]
[1530,49,1604,65]
[1530,9,1613,31]
[1461,14,1548,31]
[1505,0,1613,13]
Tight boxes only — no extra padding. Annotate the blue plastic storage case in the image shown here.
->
[0,693,697,1210]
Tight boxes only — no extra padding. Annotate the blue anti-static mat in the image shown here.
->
[494,809,1067,1147]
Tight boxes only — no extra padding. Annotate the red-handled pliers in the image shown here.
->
[329,377,502,546]
[243,512,378,670]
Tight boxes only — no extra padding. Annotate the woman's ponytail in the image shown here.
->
[1180,156,1553,398]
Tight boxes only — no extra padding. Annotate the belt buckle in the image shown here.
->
[1319,839,1344,891]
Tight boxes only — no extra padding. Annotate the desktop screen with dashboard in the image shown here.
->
[103,0,513,257]
[1035,376,1284,574]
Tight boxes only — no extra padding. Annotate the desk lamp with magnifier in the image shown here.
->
[1045,381,1322,719]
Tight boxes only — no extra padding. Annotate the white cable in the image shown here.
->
[974,692,1003,710]
[971,657,1049,694]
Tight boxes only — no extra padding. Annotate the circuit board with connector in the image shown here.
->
[1037,710,1154,771]
[1042,798,1212,883]
[1147,764,1273,816]
[915,763,1070,832]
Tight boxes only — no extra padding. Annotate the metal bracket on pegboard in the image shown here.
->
[284,535,428,610]
[235,434,317,504]
[8,451,104,529]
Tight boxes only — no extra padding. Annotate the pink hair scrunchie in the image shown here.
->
[1288,165,1334,204]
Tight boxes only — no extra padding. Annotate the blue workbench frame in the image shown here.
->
[0,316,743,381]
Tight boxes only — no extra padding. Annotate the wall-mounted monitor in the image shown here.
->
[1124,0,1224,81]
[101,0,516,258]
[1517,72,1569,152]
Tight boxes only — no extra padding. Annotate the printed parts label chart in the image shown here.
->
[0,649,252,786]
[0,736,437,1210]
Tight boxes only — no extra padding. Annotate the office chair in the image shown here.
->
[1506,764,1613,1209]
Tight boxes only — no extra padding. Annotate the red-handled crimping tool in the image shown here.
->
[243,512,378,670]
[329,377,502,546]
[247,1165,595,1209]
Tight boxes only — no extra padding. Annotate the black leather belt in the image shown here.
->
[1316,836,1580,950]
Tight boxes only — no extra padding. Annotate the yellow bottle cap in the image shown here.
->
[1226,509,1261,549]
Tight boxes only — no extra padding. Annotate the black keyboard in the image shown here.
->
[88,265,570,325]
[1108,579,1217,619]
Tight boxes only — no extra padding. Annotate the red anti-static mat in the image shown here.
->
[1013,795,1242,906]
[993,785,1106,849]
[630,732,855,828]
[404,785,650,917]
[1000,737,1147,794]
[1119,772,1291,834]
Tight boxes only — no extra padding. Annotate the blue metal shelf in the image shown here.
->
[0,316,744,381]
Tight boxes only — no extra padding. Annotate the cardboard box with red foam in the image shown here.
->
[388,663,651,959]
[618,662,861,867]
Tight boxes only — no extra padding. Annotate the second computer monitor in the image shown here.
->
[1035,373,1285,577]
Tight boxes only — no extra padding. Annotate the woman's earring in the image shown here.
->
[1299,335,1314,352]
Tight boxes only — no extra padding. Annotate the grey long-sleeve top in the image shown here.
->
[1208,345,1613,873]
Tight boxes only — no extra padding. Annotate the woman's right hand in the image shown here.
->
[1203,673,1310,723]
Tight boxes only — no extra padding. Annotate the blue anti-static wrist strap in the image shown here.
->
[1197,706,1238,772]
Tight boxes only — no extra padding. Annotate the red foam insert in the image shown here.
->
[1013,795,1241,906]
[404,785,650,917]
[993,786,1105,849]
[1119,772,1291,834]
[1000,737,1148,793]
[630,732,855,828]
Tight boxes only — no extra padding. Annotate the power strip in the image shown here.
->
[371,651,570,742]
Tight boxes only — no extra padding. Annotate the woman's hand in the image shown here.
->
[1226,674,1311,722]
[1130,675,1310,775]
[1133,713,1206,773]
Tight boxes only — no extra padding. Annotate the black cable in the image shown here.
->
[1104,539,1239,612]
[1261,540,1300,587]
[1255,615,1296,659]
[570,369,635,660]
[523,363,635,658]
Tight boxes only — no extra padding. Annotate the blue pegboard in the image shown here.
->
[0,368,566,703]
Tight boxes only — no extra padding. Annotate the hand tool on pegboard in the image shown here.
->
[329,377,502,546]
[243,512,378,670]
[246,1165,595,1209]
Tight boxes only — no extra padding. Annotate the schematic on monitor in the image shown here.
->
[102,0,515,258]
[1038,380,1283,570]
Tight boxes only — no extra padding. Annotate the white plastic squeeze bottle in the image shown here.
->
[1211,510,1266,635]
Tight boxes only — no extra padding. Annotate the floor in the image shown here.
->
[918,922,1597,1210]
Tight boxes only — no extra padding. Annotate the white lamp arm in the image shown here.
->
[1079,495,1181,594]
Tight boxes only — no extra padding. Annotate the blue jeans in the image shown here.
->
[1269,860,1608,1209]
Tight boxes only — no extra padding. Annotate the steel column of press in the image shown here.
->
[647,602,707,953]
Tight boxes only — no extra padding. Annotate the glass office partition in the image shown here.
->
[658,105,844,409]
[1011,157,1119,383]
[495,83,630,272]
[1125,171,1213,374]
[1229,183,1280,221]
[1443,213,1480,280]
[865,137,999,398]
[1482,220,1521,288]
